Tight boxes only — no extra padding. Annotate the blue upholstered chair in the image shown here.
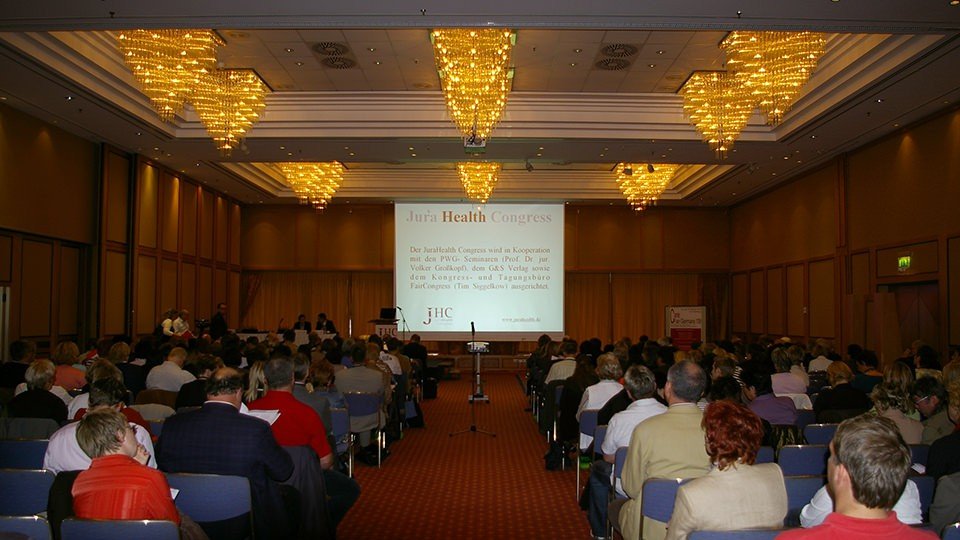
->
[783,475,826,526]
[688,529,787,539]
[756,446,775,464]
[802,423,838,445]
[164,472,253,540]
[575,409,600,499]
[778,445,829,476]
[0,515,52,540]
[60,518,179,540]
[0,438,49,469]
[0,468,55,516]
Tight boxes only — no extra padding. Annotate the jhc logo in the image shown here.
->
[423,307,453,326]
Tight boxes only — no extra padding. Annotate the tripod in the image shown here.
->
[449,323,495,438]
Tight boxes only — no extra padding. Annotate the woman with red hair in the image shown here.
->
[665,400,787,539]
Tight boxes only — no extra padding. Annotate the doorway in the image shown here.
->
[878,282,940,355]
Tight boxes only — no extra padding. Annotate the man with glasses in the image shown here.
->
[912,377,953,445]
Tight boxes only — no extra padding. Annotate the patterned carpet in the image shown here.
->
[338,372,590,539]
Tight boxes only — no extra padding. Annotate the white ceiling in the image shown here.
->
[0,1,959,208]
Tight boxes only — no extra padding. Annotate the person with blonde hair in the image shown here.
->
[244,360,266,403]
[813,361,871,423]
[871,382,923,444]
[576,353,624,449]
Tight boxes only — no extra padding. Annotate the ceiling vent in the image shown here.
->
[314,42,350,56]
[595,58,630,71]
[321,57,356,69]
[600,43,639,57]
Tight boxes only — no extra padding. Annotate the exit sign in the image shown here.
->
[898,254,912,273]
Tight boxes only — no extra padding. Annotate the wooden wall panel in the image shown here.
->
[214,269,227,314]
[294,211,319,268]
[160,173,180,253]
[137,163,159,249]
[200,191,214,260]
[135,255,156,334]
[230,203,241,265]
[851,252,871,295]
[766,267,784,335]
[786,264,805,336]
[104,151,130,245]
[215,197,228,262]
[0,103,97,244]
[730,164,836,271]
[0,233,11,283]
[180,262,196,320]
[182,186,198,256]
[58,246,80,336]
[242,209,296,268]
[20,239,53,337]
[949,237,960,345]
[228,271,241,330]
[750,271,765,334]
[661,209,730,269]
[160,259,178,314]
[103,251,127,335]
[732,273,748,333]
[198,265,213,318]
[809,259,836,338]
[565,273,612,342]
[847,110,960,250]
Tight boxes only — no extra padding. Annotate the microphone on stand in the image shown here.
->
[471,321,475,338]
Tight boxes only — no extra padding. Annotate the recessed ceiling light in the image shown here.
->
[284,47,294,53]
[951,0,959,6]
[893,123,899,127]
[195,162,201,167]
[375,61,381,65]
[368,47,376,52]
[657,50,665,55]
[408,147,414,151]
[538,146,544,150]
[136,131,142,136]
[599,153,605,157]
[411,153,417,157]
[783,156,789,160]
[287,152,293,156]
[536,153,542,157]
[344,146,350,150]
[153,147,159,151]
[280,145,285,150]
[0,96,6,100]
[732,192,736,196]
[573,48,583,53]
[570,63,577,67]
[349,152,355,156]
[65,96,73,101]
[810,135,817,139]
[876,98,884,103]
[772,172,777,176]
[648,64,656,68]
[295,61,304,67]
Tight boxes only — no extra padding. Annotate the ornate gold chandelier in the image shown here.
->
[457,162,501,203]
[191,69,268,155]
[615,163,680,211]
[432,29,515,144]
[278,162,344,211]
[117,29,222,121]
[721,31,826,126]
[679,71,755,158]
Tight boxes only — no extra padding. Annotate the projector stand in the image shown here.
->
[450,338,495,438]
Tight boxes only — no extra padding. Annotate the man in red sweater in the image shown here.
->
[779,415,936,539]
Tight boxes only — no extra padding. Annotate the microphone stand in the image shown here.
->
[450,322,495,438]
[396,306,408,342]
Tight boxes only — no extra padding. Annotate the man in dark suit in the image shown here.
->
[155,368,297,539]
[315,313,336,334]
[209,302,228,341]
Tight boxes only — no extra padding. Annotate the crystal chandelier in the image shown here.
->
[615,163,680,211]
[679,71,755,158]
[457,162,501,204]
[432,29,515,144]
[278,162,344,211]
[721,31,826,126]
[191,69,268,154]
[117,29,222,122]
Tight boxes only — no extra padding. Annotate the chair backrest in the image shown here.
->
[594,425,607,453]
[778,445,829,476]
[795,409,817,429]
[578,409,599,449]
[755,446,775,464]
[779,393,814,410]
[783,475,826,527]
[0,438,49,469]
[343,392,382,417]
[640,478,687,523]
[802,423,838,445]
[554,384,564,405]
[911,475,935,520]
[0,417,60,439]
[134,389,179,408]
[330,407,349,438]
[128,403,176,421]
[0,515,52,540]
[909,444,930,467]
[61,518,179,540]
[0,469,56,515]
[164,473,252,522]
[688,529,786,539]
[943,522,960,540]
[148,420,164,438]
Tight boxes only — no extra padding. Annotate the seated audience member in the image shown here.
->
[742,362,798,425]
[172,309,192,338]
[613,361,711,540]
[787,345,811,388]
[851,350,884,394]
[71,409,179,524]
[558,357,600,444]
[7,359,68,423]
[913,376,953,444]
[800,478,922,528]
[68,359,123,419]
[807,340,833,373]
[779,415,937,540]
[586,365,666,539]
[883,362,917,405]
[772,347,807,395]
[108,341,146,400]
[156,368,297,539]
[74,378,150,432]
[292,314,311,332]
[706,375,743,403]
[174,354,220,410]
[930,471,960,535]
[45,379,156,473]
[577,354,624,432]
[871,383,923,445]
[925,379,960,480]
[401,334,428,380]
[0,339,35,389]
[306,358,347,409]
[914,345,942,381]
[814,361,872,423]
[245,360,267,403]
[291,355,334,447]
[710,357,736,380]
[665,400,787,540]
[250,357,359,528]
[544,339,578,384]
[334,344,388,455]
[52,341,86,391]
[386,338,412,392]
[145,346,196,392]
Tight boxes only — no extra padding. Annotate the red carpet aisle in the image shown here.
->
[337,373,590,539]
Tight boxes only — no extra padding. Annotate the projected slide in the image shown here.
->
[395,203,564,341]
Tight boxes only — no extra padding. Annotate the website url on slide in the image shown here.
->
[501,317,541,323]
